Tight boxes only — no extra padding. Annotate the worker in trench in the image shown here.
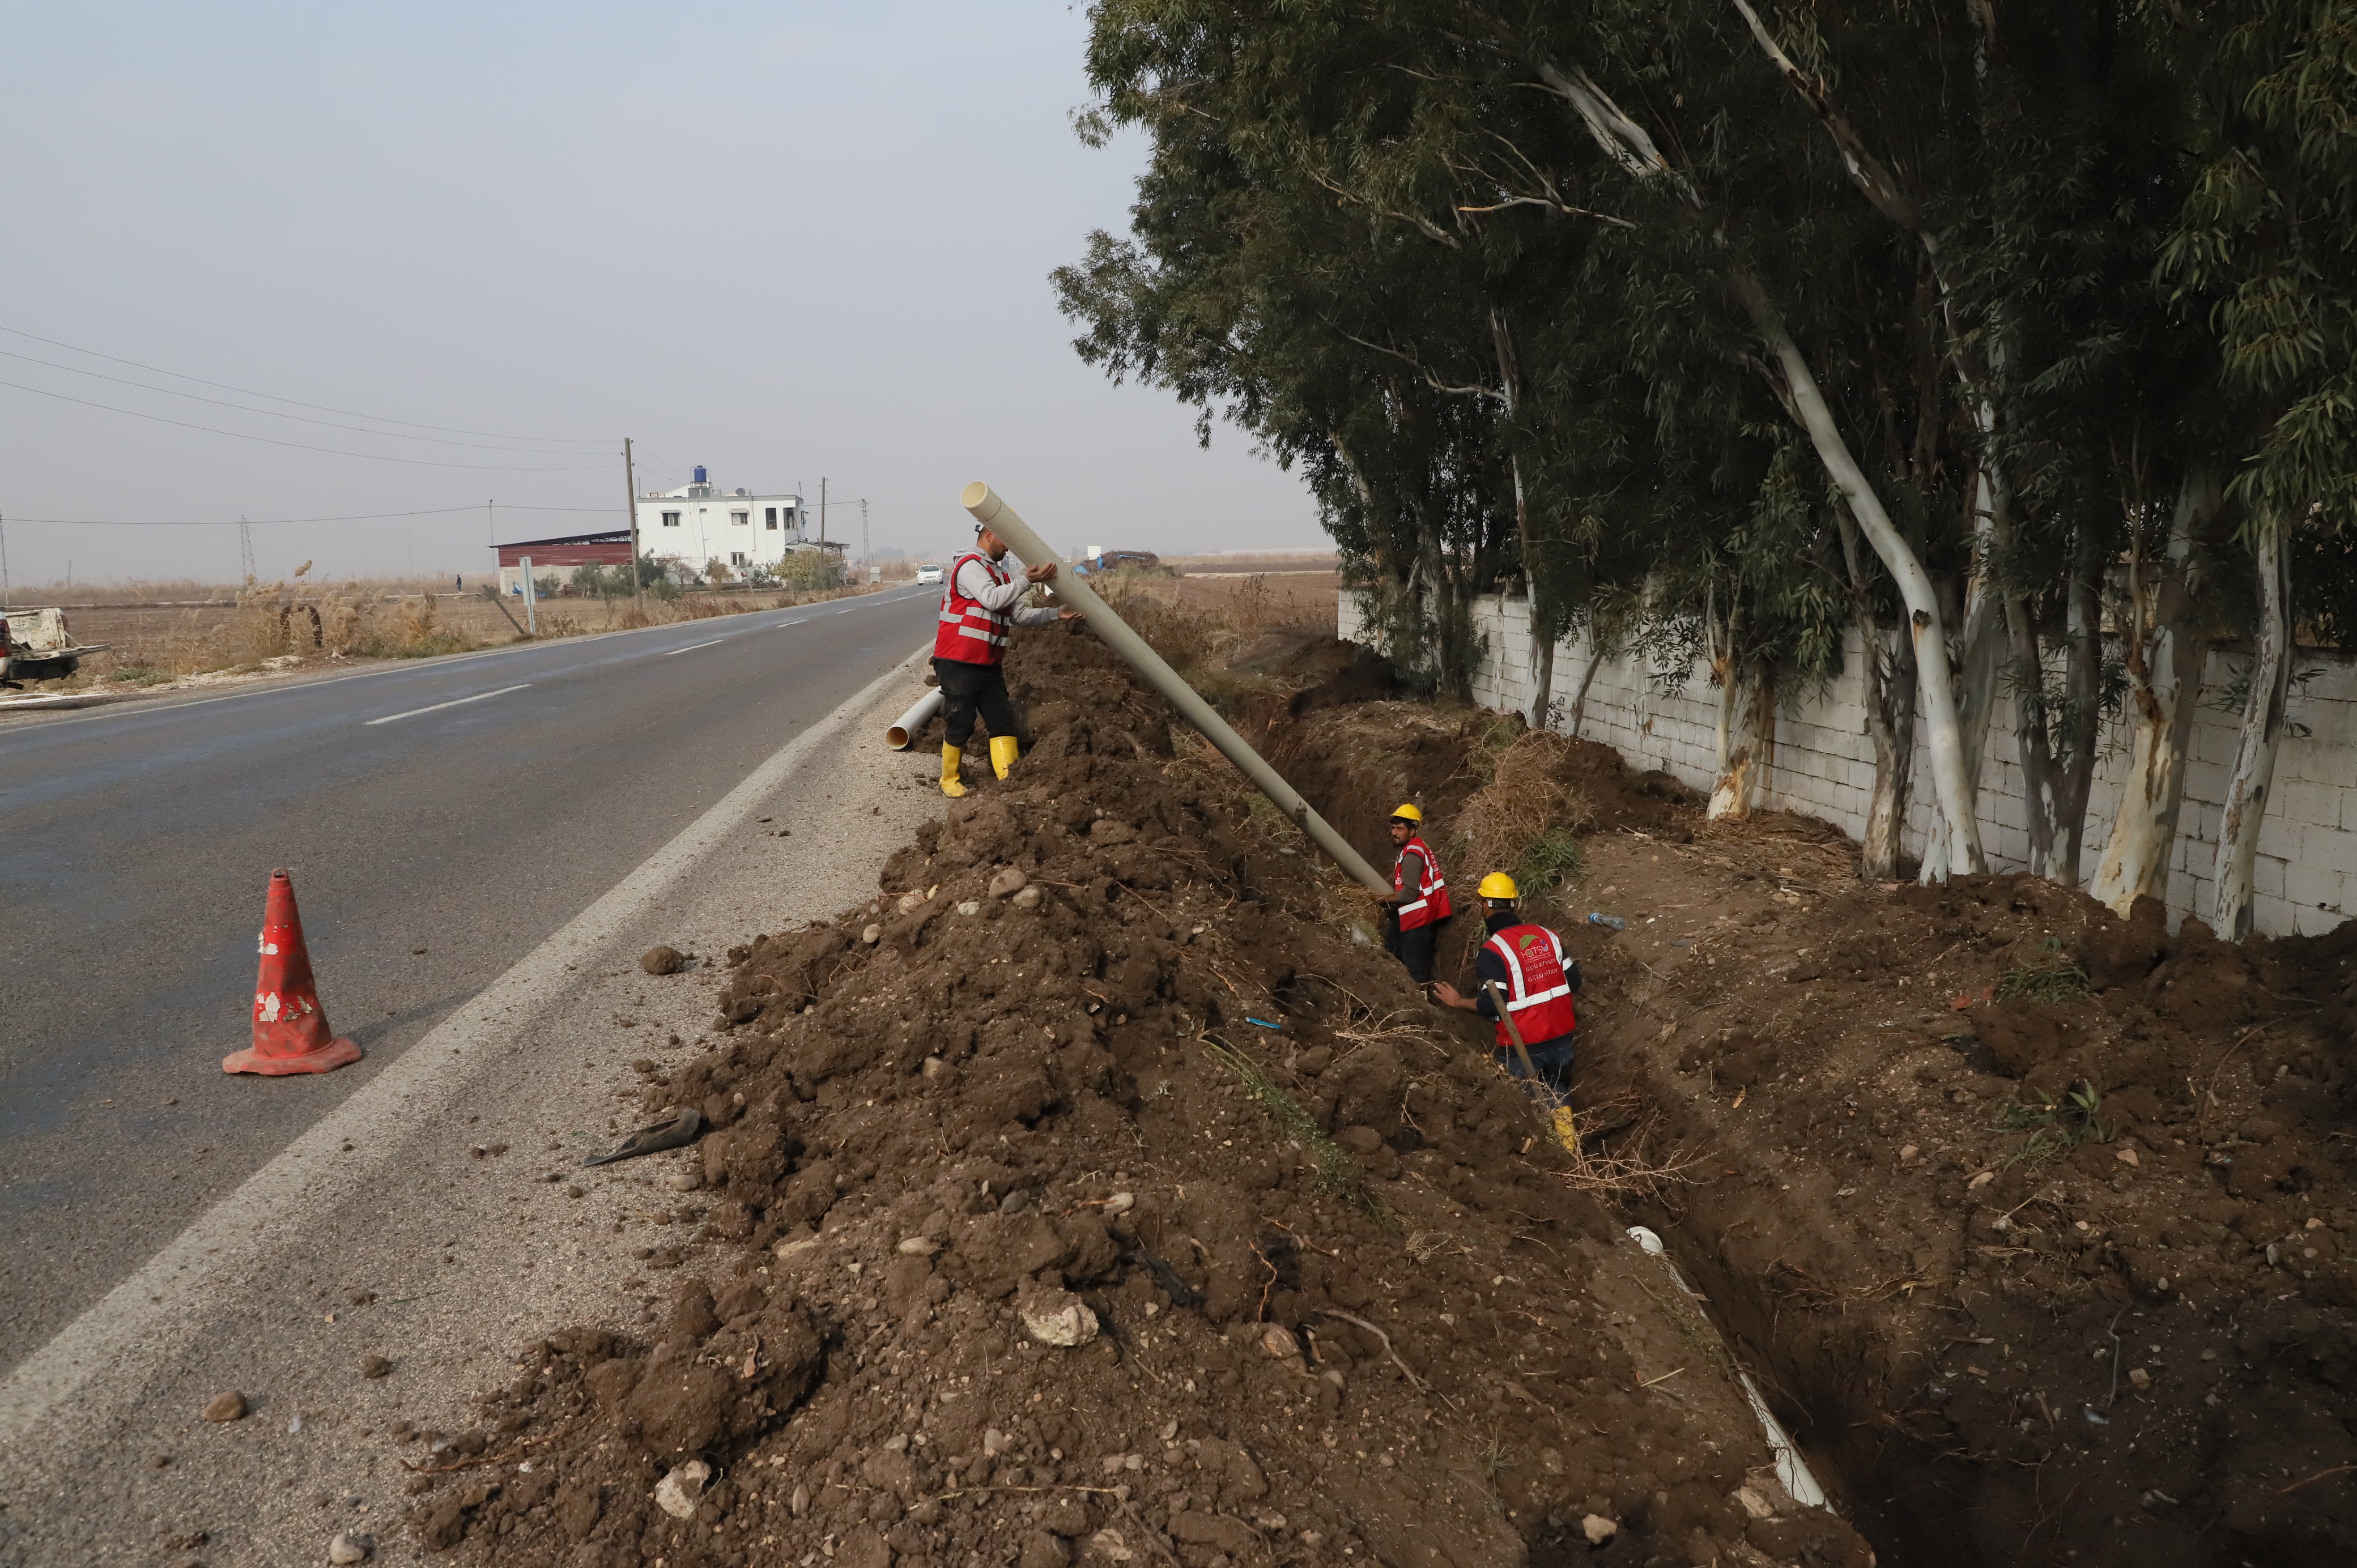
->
[1380,803,1452,987]
[934,518,1082,798]
[1435,873,1580,1099]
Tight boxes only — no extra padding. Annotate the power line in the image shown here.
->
[0,347,602,455]
[0,323,610,445]
[3,504,616,527]
[0,378,615,471]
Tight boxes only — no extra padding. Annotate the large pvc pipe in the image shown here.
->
[887,688,943,749]
[1626,1226,1832,1511]
[961,481,1392,896]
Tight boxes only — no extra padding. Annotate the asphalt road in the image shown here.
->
[0,586,937,1375]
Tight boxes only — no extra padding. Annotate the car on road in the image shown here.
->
[915,563,944,585]
[0,607,109,684]
[1075,549,1165,576]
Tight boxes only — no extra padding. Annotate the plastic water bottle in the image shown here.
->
[1588,912,1627,931]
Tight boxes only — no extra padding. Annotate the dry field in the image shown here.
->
[9,577,893,694]
[1162,550,1339,576]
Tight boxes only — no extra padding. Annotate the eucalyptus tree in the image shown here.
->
[1052,85,1520,696]
[2160,0,2357,936]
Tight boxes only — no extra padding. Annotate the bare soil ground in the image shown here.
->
[407,605,2352,1568]
[406,628,1870,1568]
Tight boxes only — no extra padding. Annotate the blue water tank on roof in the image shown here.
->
[694,465,708,484]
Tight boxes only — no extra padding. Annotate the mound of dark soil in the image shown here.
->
[1568,832,2357,1568]
[411,629,1871,1568]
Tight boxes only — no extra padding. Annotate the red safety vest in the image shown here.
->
[934,551,1010,666]
[1484,923,1577,1050]
[1392,836,1452,930]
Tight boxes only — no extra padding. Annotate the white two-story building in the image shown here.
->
[638,467,838,580]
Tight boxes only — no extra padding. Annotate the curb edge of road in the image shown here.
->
[0,638,935,1447]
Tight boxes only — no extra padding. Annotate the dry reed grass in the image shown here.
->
[1554,1093,1709,1200]
[1094,569,1338,674]
[24,579,884,690]
[1453,729,1597,898]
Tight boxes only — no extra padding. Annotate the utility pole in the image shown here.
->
[819,478,828,545]
[239,517,256,586]
[622,437,643,615]
[1,512,10,608]
[861,498,870,583]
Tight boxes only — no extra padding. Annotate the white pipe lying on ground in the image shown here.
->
[1626,1225,1832,1511]
[886,688,943,750]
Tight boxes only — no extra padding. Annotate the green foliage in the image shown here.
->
[1994,950,2092,1005]
[1515,824,1587,899]
[573,553,669,599]
[1998,1081,2113,1169]
[1060,1,2357,900]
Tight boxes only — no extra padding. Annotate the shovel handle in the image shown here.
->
[1482,980,1542,1084]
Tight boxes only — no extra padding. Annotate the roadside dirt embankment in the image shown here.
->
[412,628,1871,1568]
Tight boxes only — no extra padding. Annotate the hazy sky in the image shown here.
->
[0,2,1324,588]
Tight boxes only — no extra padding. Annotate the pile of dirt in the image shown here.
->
[409,628,1874,1568]
[1589,857,2357,1568]
[1205,646,2357,1565]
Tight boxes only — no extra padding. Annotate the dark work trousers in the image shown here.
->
[1498,1036,1576,1101]
[1384,919,1439,985]
[933,658,1024,749]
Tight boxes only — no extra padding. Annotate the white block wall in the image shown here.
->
[1340,592,2357,939]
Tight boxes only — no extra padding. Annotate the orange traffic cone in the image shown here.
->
[223,869,361,1076]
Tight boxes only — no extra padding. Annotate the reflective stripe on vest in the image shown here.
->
[1392,836,1452,930]
[934,551,1011,666]
[1484,924,1577,1049]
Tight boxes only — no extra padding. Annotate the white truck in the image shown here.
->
[0,607,110,686]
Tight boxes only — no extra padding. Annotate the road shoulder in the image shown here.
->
[0,652,950,1567]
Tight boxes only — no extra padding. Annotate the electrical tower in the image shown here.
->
[239,517,256,586]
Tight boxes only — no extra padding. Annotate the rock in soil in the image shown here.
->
[200,1392,245,1423]
[640,945,688,975]
[1015,1279,1100,1348]
[359,1354,392,1379]
[653,1460,710,1520]
[327,1531,371,1563]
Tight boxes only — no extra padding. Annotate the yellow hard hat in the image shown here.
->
[1478,872,1520,900]
[1390,803,1423,823]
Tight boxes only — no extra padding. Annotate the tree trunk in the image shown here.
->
[2211,523,2295,939]
[2003,586,2061,877]
[1529,616,1556,731]
[1490,312,1554,731]
[1567,633,1608,739]
[2047,522,2106,887]
[1709,667,1774,820]
[1732,272,1985,877]
[1837,505,1917,881]
[2090,470,2216,914]
[1951,462,2010,808]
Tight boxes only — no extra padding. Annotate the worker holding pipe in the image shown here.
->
[934,519,1080,798]
[1435,873,1580,1097]
[1381,804,1452,985]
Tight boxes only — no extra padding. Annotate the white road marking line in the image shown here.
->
[662,638,728,657]
[363,684,531,726]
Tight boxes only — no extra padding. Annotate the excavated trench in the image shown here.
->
[407,625,2352,1568]
[1269,659,2357,1568]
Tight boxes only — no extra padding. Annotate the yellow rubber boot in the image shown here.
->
[939,742,968,798]
[989,735,1019,780]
